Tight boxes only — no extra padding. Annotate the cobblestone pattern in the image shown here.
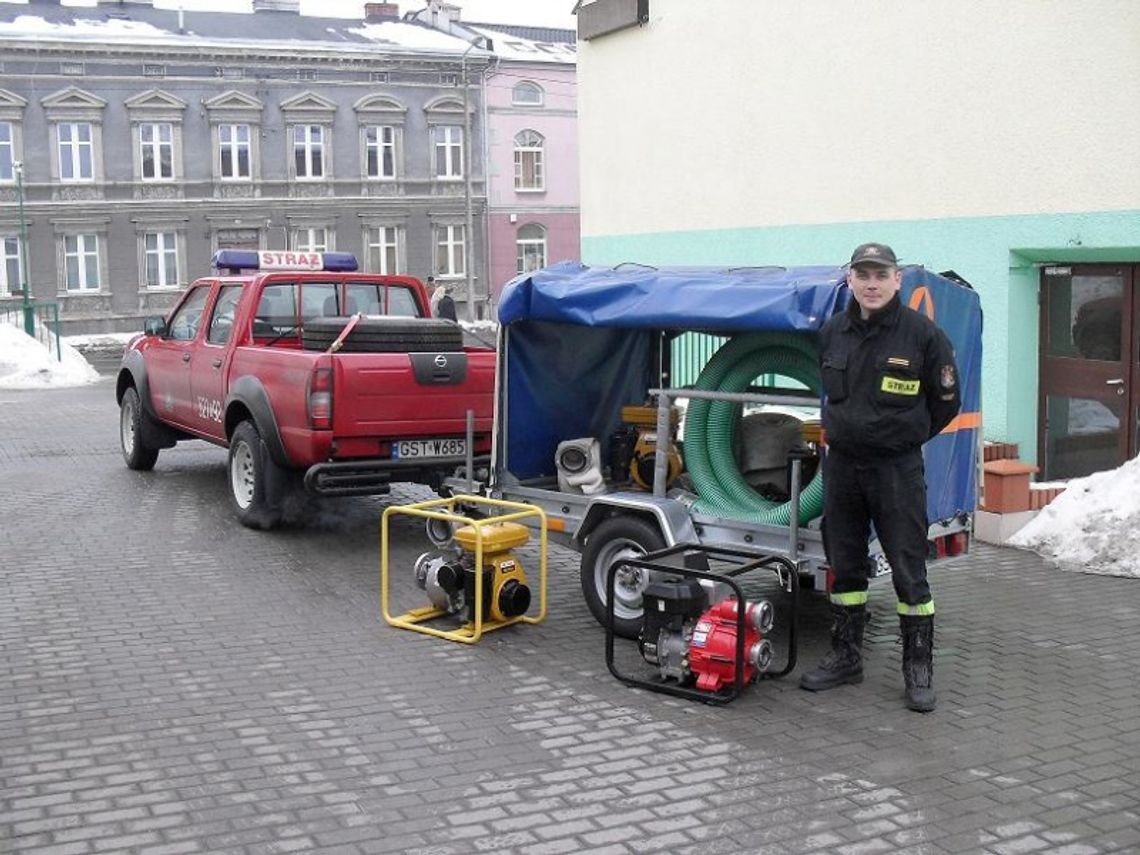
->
[1,382,1138,854]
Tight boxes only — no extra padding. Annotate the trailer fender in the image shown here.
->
[573,492,697,550]
[226,376,289,468]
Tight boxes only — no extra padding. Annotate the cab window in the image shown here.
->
[387,286,420,317]
[302,282,338,319]
[346,282,422,318]
[253,283,298,336]
[206,285,244,345]
[167,286,212,342]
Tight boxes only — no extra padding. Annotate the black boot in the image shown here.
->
[800,603,865,691]
[900,614,936,712]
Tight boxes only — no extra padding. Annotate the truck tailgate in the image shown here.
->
[331,350,494,437]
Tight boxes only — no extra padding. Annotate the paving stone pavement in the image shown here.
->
[2,381,1139,855]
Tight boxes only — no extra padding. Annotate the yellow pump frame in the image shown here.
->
[381,495,548,644]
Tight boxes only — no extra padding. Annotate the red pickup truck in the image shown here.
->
[115,250,495,529]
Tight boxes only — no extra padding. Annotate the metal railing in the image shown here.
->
[1,300,62,361]
[670,331,729,388]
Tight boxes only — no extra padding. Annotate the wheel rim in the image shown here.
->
[593,538,652,621]
[120,397,136,456]
[230,440,256,510]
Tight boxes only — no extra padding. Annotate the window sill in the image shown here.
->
[514,188,546,194]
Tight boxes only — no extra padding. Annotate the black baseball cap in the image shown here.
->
[849,242,898,268]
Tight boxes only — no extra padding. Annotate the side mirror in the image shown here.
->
[143,316,166,336]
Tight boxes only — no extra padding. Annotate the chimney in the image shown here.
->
[364,3,399,21]
[252,0,300,11]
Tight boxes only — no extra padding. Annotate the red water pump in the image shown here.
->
[689,598,774,692]
[638,577,774,693]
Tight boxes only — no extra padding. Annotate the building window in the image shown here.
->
[365,226,399,274]
[1,236,21,295]
[58,122,94,181]
[294,227,329,253]
[0,123,13,182]
[513,130,545,191]
[293,125,325,179]
[144,231,179,289]
[140,122,174,180]
[432,125,463,179]
[435,225,465,278]
[64,234,100,291]
[365,126,396,179]
[512,81,544,106]
[219,123,251,179]
[516,224,547,274]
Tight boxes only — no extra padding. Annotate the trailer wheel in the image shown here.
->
[580,515,666,639]
[228,420,283,530]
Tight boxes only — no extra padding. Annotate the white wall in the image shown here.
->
[577,0,1140,237]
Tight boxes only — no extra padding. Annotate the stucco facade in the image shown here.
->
[0,2,493,332]
[576,0,1140,471]
[475,30,579,302]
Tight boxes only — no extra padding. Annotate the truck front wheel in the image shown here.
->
[228,420,284,530]
[119,386,159,471]
[580,515,666,639]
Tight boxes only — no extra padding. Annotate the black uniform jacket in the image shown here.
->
[819,293,961,458]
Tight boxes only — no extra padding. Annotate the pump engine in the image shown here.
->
[638,577,775,693]
[413,521,532,625]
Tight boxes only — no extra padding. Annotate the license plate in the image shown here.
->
[394,438,466,459]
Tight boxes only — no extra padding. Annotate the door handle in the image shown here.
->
[1105,378,1124,385]
[182,352,191,363]
[212,358,223,368]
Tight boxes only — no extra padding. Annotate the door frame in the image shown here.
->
[1037,263,1137,479]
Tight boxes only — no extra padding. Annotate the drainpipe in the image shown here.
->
[14,161,33,336]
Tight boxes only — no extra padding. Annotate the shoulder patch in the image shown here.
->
[940,364,956,389]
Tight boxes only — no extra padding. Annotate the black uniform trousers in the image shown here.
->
[822,447,933,608]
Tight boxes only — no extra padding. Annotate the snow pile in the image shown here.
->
[1008,455,1140,579]
[63,331,138,350]
[0,323,101,390]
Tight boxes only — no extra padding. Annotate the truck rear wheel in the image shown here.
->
[228,420,284,530]
[119,386,159,471]
[580,515,666,639]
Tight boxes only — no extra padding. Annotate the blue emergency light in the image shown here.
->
[211,249,359,273]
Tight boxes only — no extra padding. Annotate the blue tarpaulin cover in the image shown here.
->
[497,261,983,524]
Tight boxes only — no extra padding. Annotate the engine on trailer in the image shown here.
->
[413,521,532,625]
[639,577,775,692]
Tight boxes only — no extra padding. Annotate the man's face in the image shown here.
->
[848,264,901,315]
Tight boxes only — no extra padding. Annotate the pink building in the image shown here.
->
[467,25,579,305]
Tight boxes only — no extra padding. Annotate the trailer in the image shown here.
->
[450,262,983,639]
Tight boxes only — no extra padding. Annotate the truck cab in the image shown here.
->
[116,250,495,529]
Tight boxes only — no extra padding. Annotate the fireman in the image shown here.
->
[800,243,960,712]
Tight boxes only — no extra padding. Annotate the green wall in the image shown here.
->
[583,209,1140,464]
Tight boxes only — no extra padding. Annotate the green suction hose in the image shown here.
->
[685,332,824,525]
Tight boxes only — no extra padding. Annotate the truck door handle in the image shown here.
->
[212,358,223,368]
[182,352,191,363]
[1105,378,1124,385]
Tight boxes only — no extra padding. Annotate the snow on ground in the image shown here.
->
[0,324,101,390]
[62,332,139,348]
[1009,455,1140,579]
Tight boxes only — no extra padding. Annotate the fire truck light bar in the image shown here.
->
[212,250,359,273]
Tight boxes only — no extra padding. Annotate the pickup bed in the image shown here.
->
[115,250,495,528]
